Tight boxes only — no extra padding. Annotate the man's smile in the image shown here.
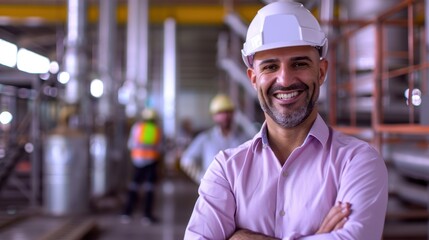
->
[274,91,299,100]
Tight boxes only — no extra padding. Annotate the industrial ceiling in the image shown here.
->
[0,0,269,87]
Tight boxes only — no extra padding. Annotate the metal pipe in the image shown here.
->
[422,0,429,126]
[163,18,177,139]
[217,33,256,99]
[137,0,149,105]
[407,3,415,123]
[97,0,117,124]
[394,179,428,206]
[320,0,333,37]
[223,13,247,39]
[125,0,142,117]
[63,0,88,106]
[218,58,256,99]
[126,0,138,85]
[391,148,429,181]
[31,77,41,208]
[125,0,148,117]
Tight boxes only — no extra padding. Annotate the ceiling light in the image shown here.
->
[17,48,50,74]
[0,39,17,68]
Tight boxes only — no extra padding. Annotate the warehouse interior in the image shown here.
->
[0,0,428,239]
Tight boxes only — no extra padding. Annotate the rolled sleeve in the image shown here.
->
[184,155,237,239]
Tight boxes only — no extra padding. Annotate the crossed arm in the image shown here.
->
[229,201,351,240]
[185,145,388,239]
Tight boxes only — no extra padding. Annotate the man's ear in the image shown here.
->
[319,59,328,85]
[247,68,257,90]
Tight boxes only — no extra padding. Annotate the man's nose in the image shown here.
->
[276,65,292,85]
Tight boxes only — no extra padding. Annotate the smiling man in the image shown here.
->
[184,1,388,239]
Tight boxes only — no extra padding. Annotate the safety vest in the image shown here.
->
[130,122,161,161]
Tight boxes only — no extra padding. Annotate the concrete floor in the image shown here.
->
[0,168,427,240]
[94,171,198,240]
[0,169,199,240]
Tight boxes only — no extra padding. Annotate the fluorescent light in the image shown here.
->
[0,39,17,67]
[17,48,50,74]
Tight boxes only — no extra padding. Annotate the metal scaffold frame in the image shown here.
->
[327,0,429,151]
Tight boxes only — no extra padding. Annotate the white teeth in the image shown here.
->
[276,92,298,100]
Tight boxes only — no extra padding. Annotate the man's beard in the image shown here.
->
[259,83,317,128]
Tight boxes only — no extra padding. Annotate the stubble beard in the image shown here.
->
[259,84,317,128]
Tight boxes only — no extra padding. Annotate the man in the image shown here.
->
[121,108,162,225]
[180,94,253,183]
[184,1,388,239]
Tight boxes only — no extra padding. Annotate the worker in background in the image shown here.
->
[180,94,253,184]
[185,1,388,239]
[121,108,162,225]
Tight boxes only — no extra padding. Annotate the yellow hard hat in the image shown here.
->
[209,94,235,114]
[141,108,157,120]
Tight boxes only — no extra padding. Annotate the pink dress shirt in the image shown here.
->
[184,115,388,240]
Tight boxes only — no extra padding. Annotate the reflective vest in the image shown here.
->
[130,122,161,162]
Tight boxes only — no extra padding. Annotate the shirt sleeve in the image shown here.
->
[184,154,237,239]
[299,145,389,240]
[181,133,206,167]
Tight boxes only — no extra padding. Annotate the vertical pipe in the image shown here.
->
[163,18,177,139]
[126,0,138,86]
[320,0,334,124]
[320,0,334,37]
[229,29,240,108]
[421,0,429,125]
[426,0,429,89]
[47,0,90,216]
[137,0,149,99]
[407,3,415,123]
[31,77,41,207]
[125,0,139,117]
[63,0,88,107]
[422,24,427,95]
[97,0,117,124]
[125,0,148,117]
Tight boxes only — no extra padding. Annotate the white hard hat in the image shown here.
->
[241,0,328,68]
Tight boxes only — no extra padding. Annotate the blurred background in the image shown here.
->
[0,0,428,239]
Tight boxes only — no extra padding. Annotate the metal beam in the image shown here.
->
[0,4,262,25]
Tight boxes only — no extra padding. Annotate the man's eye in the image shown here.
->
[262,64,278,71]
[292,62,309,68]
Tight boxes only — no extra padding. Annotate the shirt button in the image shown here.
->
[279,210,285,216]
[282,172,288,177]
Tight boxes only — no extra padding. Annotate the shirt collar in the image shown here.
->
[307,114,329,148]
[257,114,329,148]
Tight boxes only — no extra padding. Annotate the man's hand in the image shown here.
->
[229,201,351,239]
[316,201,351,234]
[229,229,279,240]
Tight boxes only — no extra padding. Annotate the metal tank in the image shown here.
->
[43,131,89,216]
[90,133,108,197]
